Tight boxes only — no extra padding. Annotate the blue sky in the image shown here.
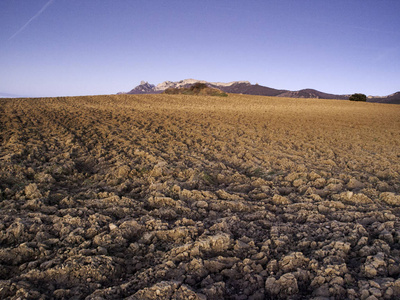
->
[1,0,399,97]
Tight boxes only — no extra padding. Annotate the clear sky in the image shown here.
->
[1,0,399,97]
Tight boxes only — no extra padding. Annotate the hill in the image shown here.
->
[163,82,228,97]
[277,88,349,100]
[368,92,400,104]
[214,82,287,97]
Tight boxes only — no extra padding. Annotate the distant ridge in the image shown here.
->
[277,89,349,100]
[367,92,400,104]
[121,79,399,103]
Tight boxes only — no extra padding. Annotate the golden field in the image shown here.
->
[0,94,399,299]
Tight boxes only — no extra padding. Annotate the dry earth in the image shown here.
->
[0,94,400,299]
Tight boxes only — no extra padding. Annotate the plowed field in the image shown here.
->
[0,94,399,299]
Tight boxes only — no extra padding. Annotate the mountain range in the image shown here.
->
[121,79,400,104]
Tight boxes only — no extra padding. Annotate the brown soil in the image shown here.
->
[0,94,399,299]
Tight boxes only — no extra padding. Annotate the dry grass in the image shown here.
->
[0,94,399,299]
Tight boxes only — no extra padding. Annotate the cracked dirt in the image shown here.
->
[0,94,399,299]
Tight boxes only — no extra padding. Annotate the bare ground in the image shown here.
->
[0,94,399,299]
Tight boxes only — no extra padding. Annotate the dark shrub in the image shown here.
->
[349,93,367,102]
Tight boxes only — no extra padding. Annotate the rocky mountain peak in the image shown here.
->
[126,81,156,94]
